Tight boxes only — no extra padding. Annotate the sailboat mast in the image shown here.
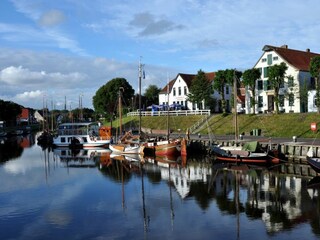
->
[166,75,170,139]
[234,70,239,141]
[139,58,142,139]
[119,88,122,136]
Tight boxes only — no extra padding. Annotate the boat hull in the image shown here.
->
[307,156,320,172]
[109,143,142,154]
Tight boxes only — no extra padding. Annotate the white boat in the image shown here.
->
[53,122,111,148]
[109,142,143,154]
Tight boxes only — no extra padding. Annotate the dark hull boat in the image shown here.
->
[307,156,320,173]
[211,145,280,165]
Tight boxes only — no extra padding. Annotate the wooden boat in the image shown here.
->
[306,147,320,173]
[53,122,111,148]
[211,144,280,164]
[306,156,320,173]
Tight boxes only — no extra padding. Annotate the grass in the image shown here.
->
[104,112,320,138]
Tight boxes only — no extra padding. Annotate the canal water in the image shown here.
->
[1,133,320,240]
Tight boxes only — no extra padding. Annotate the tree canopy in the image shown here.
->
[92,78,135,118]
[187,69,213,109]
[310,56,320,113]
[268,62,288,114]
[144,85,161,106]
[213,69,241,113]
[242,68,261,114]
[0,100,22,126]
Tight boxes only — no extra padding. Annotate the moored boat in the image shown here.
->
[53,122,111,148]
[211,142,280,165]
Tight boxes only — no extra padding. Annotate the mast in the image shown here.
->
[166,74,170,139]
[138,58,143,139]
[234,70,239,141]
[119,87,123,136]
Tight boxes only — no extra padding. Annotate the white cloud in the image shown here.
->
[38,9,66,27]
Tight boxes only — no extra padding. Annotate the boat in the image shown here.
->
[306,147,320,173]
[211,142,280,164]
[109,60,144,155]
[52,122,111,148]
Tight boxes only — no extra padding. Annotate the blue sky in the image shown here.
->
[0,0,320,110]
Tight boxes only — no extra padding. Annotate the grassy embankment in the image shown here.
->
[106,113,320,138]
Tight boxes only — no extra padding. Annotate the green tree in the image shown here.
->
[310,56,320,113]
[213,69,240,113]
[268,62,288,114]
[92,78,135,119]
[242,68,261,114]
[144,85,161,107]
[187,69,213,110]
[0,99,22,126]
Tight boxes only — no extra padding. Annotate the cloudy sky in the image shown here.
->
[0,0,319,110]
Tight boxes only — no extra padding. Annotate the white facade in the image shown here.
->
[159,73,232,112]
[246,45,318,114]
[249,52,299,113]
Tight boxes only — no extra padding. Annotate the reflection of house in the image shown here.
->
[247,45,320,114]
[158,72,232,112]
[156,163,212,199]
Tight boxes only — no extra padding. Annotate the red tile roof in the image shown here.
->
[160,72,216,93]
[263,45,320,71]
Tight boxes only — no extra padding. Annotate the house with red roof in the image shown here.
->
[248,44,320,114]
[158,72,233,112]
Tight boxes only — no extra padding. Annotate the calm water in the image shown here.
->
[1,133,320,240]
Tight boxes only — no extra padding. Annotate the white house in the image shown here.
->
[247,45,320,114]
[158,72,232,112]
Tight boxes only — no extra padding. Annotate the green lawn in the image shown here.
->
[104,112,320,138]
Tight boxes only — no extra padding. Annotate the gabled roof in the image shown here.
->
[160,72,216,93]
[262,45,320,71]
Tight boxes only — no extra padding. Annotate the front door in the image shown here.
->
[268,95,274,112]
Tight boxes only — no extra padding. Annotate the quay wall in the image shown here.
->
[187,138,319,178]
[188,138,319,164]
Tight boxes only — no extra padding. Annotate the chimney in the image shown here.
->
[306,48,310,52]
[281,44,288,49]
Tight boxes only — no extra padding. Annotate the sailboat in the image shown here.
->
[211,70,280,165]
[142,77,182,157]
[109,61,144,155]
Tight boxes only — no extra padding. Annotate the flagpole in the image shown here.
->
[139,57,142,140]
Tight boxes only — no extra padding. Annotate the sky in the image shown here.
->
[0,0,320,110]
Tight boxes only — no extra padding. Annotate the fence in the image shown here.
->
[127,110,211,117]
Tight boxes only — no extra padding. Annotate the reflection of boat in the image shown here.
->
[110,153,142,162]
[307,176,320,189]
[53,122,111,148]
[211,141,280,165]
[54,148,111,167]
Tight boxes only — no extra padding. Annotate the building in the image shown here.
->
[246,45,320,114]
[158,72,232,112]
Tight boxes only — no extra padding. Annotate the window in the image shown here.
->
[279,95,284,107]
[267,54,272,65]
[310,77,316,90]
[258,96,263,108]
[262,58,266,62]
[173,87,176,96]
[257,80,263,90]
[226,86,229,94]
[288,77,294,88]
[263,80,271,90]
[258,68,262,78]
[178,87,181,96]
[273,56,278,61]
[184,86,187,95]
[263,67,269,78]
[289,93,294,106]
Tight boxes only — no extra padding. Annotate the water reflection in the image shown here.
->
[1,135,320,239]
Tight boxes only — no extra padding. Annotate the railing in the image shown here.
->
[127,110,211,117]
